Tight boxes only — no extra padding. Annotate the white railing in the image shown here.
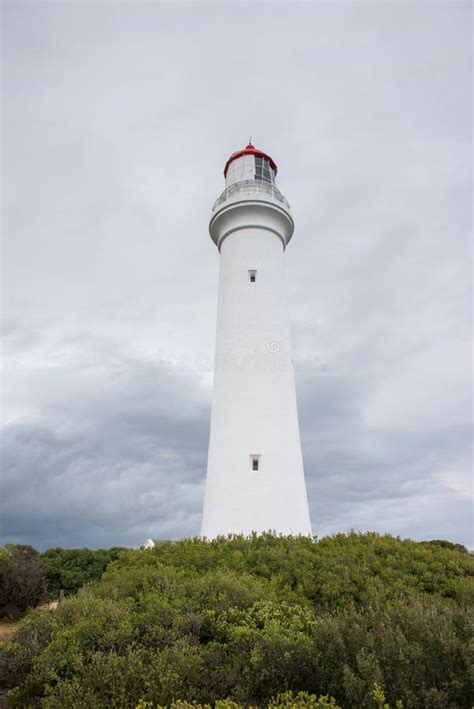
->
[212,179,290,212]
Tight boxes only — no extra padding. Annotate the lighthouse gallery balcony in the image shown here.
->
[212,179,291,213]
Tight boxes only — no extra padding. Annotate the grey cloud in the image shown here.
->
[2,342,208,549]
[1,1,471,549]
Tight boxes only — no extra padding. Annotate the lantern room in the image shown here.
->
[223,143,278,188]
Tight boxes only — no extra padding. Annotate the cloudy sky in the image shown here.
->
[2,0,472,550]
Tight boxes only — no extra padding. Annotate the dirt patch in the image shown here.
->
[37,601,58,611]
[0,622,18,643]
[0,601,59,647]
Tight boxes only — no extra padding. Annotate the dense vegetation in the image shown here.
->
[0,545,124,614]
[0,533,472,708]
[40,547,124,597]
[0,545,47,615]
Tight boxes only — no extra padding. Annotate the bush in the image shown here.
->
[0,543,123,616]
[269,692,342,708]
[0,545,47,613]
[0,533,472,708]
[40,546,124,597]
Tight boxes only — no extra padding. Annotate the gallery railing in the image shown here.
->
[212,180,290,212]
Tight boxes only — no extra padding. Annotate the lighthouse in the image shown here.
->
[201,143,312,538]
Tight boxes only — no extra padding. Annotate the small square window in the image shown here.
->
[249,269,257,283]
[251,455,260,471]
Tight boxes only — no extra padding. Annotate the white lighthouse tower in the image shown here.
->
[201,143,312,538]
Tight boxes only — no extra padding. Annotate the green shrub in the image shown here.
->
[0,533,472,708]
[0,545,48,613]
[269,692,341,708]
[40,547,124,597]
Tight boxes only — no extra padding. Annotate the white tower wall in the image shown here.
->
[201,147,312,539]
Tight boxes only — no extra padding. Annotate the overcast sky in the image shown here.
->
[1,0,472,550]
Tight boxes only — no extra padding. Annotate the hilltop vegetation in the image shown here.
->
[0,544,124,615]
[0,533,472,708]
